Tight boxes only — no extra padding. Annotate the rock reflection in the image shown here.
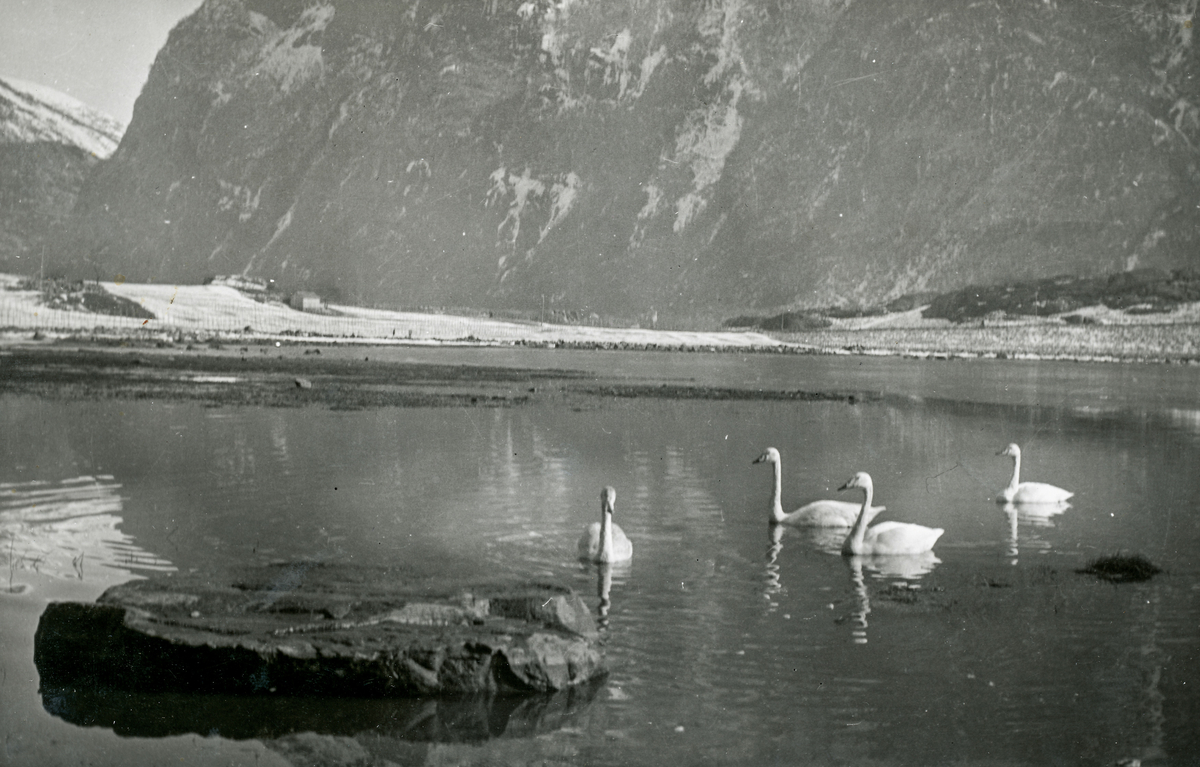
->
[843,553,941,644]
[39,682,601,742]
[0,476,173,592]
[1002,501,1068,565]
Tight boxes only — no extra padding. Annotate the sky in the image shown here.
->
[0,0,204,126]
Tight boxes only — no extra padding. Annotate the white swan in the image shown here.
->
[996,443,1073,503]
[753,447,885,527]
[578,486,632,563]
[838,472,944,556]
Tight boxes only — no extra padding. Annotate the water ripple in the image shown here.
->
[0,475,173,593]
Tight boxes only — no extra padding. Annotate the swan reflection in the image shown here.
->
[804,525,849,555]
[1,476,174,593]
[591,561,630,629]
[764,525,784,612]
[854,551,942,580]
[843,552,941,645]
[846,557,871,645]
[1004,500,1070,527]
[1002,501,1068,564]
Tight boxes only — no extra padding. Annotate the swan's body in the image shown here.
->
[838,472,944,556]
[578,486,632,563]
[996,443,1073,504]
[753,448,885,527]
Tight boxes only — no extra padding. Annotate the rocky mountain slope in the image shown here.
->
[0,76,123,272]
[55,0,1199,321]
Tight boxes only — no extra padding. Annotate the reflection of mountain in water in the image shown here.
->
[0,476,173,590]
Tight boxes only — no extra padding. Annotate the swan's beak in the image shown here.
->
[837,481,850,491]
[752,454,766,465]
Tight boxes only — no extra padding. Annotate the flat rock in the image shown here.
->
[35,563,604,698]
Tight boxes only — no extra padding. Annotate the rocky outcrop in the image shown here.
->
[34,564,604,698]
[57,0,1199,318]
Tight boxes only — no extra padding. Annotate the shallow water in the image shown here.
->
[2,352,1199,766]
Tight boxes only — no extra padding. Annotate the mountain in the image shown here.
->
[1,76,124,272]
[56,0,1199,321]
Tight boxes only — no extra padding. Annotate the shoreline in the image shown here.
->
[3,316,1198,365]
[1,274,1198,364]
[772,321,1200,365]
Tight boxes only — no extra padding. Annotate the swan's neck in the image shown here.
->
[843,483,874,554]
[597,510,614,562]
[769,459,785,523]
[1006,453,1022,493]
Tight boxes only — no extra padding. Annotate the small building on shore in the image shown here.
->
[289,291,322,312]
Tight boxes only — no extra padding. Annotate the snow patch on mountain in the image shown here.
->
[0,76,124,158]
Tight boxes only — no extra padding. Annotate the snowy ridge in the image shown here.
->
[0,75,124,158]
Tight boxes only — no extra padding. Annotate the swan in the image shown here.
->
[578,486,632,563]
[838,472,944,556]
[996,443,1073,503]
[753,447,885,527]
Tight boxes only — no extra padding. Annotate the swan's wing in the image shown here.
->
[577,522,601,558]
[1013,482,1073,503]
[783,500,857,526]
[784,501,887,527]
[863,522,944,554]
[611,523,633,561]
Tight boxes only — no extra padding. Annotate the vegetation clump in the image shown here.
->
[922,268,1200,323]
[724,267,1200,331]
[1076,554,1163,583]
[17,277,155,319]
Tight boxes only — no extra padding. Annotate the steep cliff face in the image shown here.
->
[0,76,123,271]
[60,0,1198,319]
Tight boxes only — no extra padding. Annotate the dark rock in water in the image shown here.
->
[1076,554,1163,583]
[35,564,604,698]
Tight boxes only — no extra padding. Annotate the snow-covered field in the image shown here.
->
[0,276,783,350]
[3,275,1197,361]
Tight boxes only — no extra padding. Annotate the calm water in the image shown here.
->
[2,352,1199,767]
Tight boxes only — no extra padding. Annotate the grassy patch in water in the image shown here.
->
[1076,554,1163,583]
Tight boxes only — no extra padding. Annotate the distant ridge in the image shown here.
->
[37,1,1200,319]
[0,76,123,158]
[1,75,125,271]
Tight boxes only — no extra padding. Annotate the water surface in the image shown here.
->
[2,352,1198,766]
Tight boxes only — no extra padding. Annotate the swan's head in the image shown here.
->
[752,447,781,465]
[997,443,1021,458]
[838,471,873,492]
[601,486,616,513]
